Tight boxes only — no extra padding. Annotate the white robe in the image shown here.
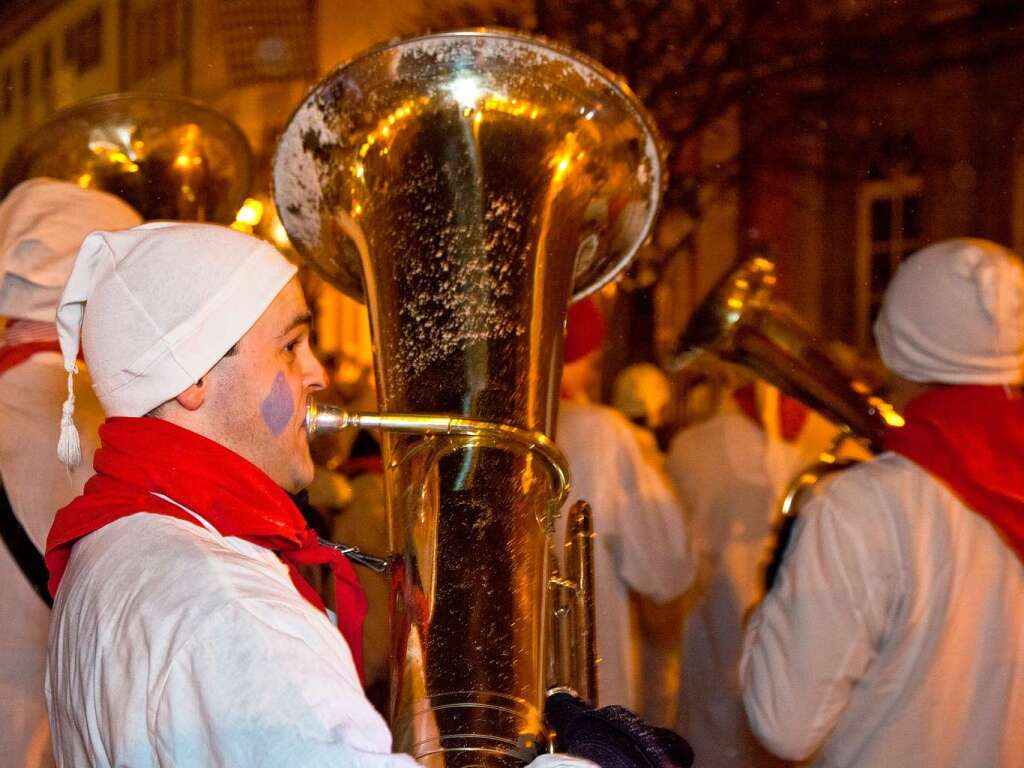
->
[667,410,811,768]
[556,400,695,711]
[0,352,105,768]
[46,509,420,768]
[741,453,1024,767]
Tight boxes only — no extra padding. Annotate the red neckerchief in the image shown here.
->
[45,416,368,674]
[732,384,810,442]
[0,320,73,376]
[0,340,62,376]
[884,385,1024,562]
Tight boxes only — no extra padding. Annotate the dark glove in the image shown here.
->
[545,691,694,768]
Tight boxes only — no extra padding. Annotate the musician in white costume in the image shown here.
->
[741,238,1024,767]
[44,222,595,768]
[557,298,695,711]
[667,375,842,768]
[0,179,141,768]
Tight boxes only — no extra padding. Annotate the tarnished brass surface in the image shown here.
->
[2,92,252,223]
[276,30,662,767]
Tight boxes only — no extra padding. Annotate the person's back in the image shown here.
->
[667,387,833,768]
[743,452,1024,766]
[0,179,141,768]
[742,238,1024,766]
[556,399,693,711]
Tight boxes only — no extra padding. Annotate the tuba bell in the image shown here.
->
[2,92,252,223]
[275,29,663,767]
[668,256,902,588]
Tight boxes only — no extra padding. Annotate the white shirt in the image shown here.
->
[0,352,105,768]
[556,400,694,711]
[667,410,811,768]
[741,453,1024,767]
[46,509,419,768]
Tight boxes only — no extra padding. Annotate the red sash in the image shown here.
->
[0,340,62,376]
[884,385,1024,562]
[732,384,810,442]
[46,416,368,673]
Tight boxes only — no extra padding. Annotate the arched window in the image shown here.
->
[854,134,923,349]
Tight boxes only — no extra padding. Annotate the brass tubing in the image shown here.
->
[564,501,598,707]
[546,500,598,707]
[305,400,573,512]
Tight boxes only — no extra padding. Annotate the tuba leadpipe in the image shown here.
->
[276,29,663,766]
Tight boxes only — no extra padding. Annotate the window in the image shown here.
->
[853,134,924,350]
[124,0,180,83]
[855,175,924,349]
[64,8,103,74]
[216,0,317,85]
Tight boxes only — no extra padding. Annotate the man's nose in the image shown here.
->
[306,352,328,391]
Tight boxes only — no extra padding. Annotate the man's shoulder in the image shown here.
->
[62,513,302,621]
[558,400,637,441]
[819,452,925,497]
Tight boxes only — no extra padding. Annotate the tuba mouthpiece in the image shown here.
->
[303,399,353,438]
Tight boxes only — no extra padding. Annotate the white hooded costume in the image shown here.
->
[741,238,1024,767]
[0,179,141,768]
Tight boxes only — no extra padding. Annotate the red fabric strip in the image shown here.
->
[884,385,1024,562]
[732,384,810,443]
[0,340,62,377]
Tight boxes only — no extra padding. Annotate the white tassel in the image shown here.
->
[57,367,82,469]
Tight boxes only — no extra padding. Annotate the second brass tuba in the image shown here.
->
[2,92,252,223]
[275,30,663,767]
[668,256,902,587]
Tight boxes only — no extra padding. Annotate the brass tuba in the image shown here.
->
[2,92,252,223]
[667,256,902,587]
[274,30,663,767]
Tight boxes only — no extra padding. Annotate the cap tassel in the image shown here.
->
[57,367,82,469]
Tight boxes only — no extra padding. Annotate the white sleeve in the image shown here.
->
[611,423,695,603]
[154,599,419,768]
[739,475,900,761]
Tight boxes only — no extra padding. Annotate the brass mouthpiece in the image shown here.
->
[304,399,354,437]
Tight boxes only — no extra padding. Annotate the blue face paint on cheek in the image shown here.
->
[260,372,294,436]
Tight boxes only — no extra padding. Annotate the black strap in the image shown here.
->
[0,483,53,608]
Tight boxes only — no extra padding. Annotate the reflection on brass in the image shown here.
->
[2,92,252,223]
[276,29,662,767]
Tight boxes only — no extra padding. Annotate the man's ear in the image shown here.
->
[175,378,208,411]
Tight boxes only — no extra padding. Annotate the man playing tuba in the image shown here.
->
[42,222,607,768]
